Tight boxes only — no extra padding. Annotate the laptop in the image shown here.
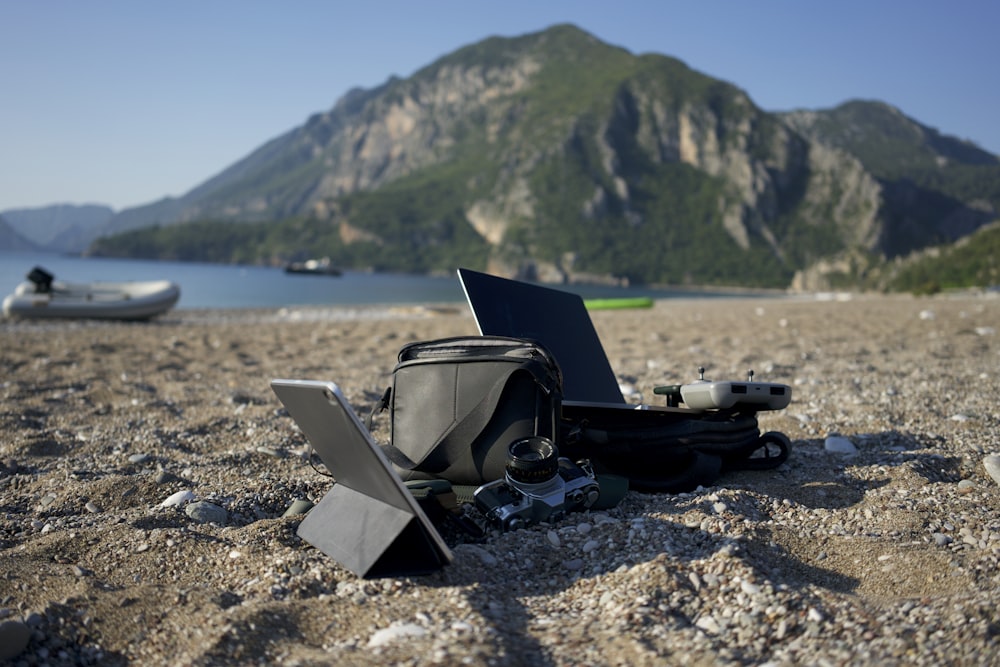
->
[457,268,791,415]
[457,267,677,413]
[270,379,452,577]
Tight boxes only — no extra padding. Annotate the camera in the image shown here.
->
[474,436,600,531]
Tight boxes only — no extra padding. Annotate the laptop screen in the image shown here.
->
[458,268,624,405]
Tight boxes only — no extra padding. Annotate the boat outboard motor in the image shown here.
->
[27,266,55,293]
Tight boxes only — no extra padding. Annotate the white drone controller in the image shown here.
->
[655,367,792,411]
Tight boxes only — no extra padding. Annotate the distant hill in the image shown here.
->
[0,215,41,251]
[886,221,1000,293]
[87,25,998,289]
[2,204,115,253]
[780,101,1000,256]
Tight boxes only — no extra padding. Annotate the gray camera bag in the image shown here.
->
[368,336,563,486]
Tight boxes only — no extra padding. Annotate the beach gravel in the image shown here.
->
[2,295,999,665]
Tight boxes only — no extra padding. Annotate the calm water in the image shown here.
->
[0,251,748,310]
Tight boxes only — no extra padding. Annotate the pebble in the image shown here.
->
[455,544,497,567]
[0,620,31,661]
[824,436,858,456]
[159,490,196,507]
[367,623,426,648]
[128,453,151,464]
[184,501,228,525]
[85,501,101,513]
[983,455,1000,486]
[932,533,953,547]
[282,499,314,517]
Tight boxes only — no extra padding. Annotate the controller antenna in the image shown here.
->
[747,369,755,382]
[698,366,705,380]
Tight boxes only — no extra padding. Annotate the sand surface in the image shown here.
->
[2,294,999,665]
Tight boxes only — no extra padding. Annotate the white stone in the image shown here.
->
[695,615,720,634]
[367,622,426,648]
[824,436,858,456]
[983,454,1000,486]
[159,490,196,507]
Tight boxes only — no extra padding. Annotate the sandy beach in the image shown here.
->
[2,293,999,666]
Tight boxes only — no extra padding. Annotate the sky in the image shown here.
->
[2,0,998,212]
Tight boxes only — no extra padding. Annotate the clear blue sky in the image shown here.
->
[2,0,997,212]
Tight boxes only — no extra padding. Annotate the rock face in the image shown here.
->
[96,24,998,286]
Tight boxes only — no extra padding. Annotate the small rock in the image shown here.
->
[933,533,953,547]
[160,490,196,508]
[85,501,101,513]
[282,499,314,517]
[0,620,31,661]
[128,453,151,464]
[695,615,720,634]
[455,544,497,567]
[824,436,858,456]
[983,455,1000,486]
[255,446,281,457]
[184,501,227,525]
[368,622,426,648]
[547,530,561,548]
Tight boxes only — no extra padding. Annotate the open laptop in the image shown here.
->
[458,267,672,413]
[270,379,452,578]
[458,267,790,415]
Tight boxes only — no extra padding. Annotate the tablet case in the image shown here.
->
[270,379,452,577]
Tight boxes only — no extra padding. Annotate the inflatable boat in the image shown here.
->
[2,266,181,321]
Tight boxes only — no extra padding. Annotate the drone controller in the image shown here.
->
[654,367,791,412]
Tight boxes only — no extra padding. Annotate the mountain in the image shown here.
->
[780,101,1000,255]
[2,204,115,253]
[92,25,999,288]
[0,215,41,251]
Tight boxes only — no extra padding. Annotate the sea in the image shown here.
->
[0,251,756,311]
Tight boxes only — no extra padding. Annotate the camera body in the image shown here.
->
[474,436,600,531]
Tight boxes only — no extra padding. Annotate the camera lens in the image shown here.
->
[506,436,559,485]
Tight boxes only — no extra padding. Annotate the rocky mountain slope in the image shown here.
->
[68,26,1000,286]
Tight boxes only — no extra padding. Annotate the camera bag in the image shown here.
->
[369,335,789,498]
[368,336,563,486]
